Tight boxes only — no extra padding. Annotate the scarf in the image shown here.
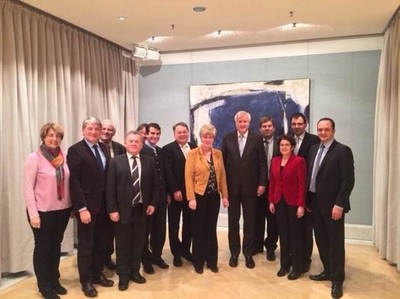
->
[40,144,65,201]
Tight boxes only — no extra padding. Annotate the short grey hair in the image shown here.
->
[234,111,251,122]
[82,116,102,129]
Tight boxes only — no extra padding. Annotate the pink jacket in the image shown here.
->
[24,149,71,219]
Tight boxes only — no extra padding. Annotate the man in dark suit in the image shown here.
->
[106,130,159,291]
[141,123,172,274]
[100,119,126,270]
[221,111,267,269]
[254,116,279,262]
[290,113,320,272]
[307,118,355,299]
[68,117,114,298]
[163,122,196,267]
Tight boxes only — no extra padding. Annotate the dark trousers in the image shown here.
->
[76,204,109,284]
[191,193,220,269]
[254,189,279,252]
[168,197,192,258]
[31,208,71,293]
[303,209,314,267]
[105,221,115,260]
[275,199,304,272]
[142,200,167,265]
[312,198,345,284]
[115,205,146,281]
[228,192,257,257]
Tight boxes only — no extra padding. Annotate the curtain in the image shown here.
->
[373,8,400,271]
[0,0,139,274]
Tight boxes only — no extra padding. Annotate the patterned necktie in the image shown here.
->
[264,139,271,178]
[131,156,141,206]
[238,135,245,157]
[294,136,300,155]
[309,144,325,192]
[92,144,104,170]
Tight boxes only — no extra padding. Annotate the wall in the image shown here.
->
[139,37,382,241]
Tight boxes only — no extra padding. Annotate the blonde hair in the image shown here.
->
[40,123,64,141]
[199,124,217,138]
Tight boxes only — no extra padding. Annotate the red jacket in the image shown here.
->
[268,154,306,207]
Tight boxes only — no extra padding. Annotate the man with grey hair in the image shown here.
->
[221,111,267,269]
[68,117,114,297]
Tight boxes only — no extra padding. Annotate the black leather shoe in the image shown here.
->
[266,249,276,261]
[287,270,301,280]
[81,282,97,298]
[310,272,330,281]
[105,258,117,270]
[209,266,219,273]
[277,267,290,277]
[195,267,203,274]
[118,280,129,291]
[152,258,169,269]
[93,273,114,287]
[41,290,60,299]
[143,264,155,274]
[229,255,238,267]
[173,256,183,267]
[331,284,343,299]
[52,282,67,295]
[131,273,146,284]
[245,255,255,269]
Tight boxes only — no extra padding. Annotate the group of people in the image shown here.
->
[24,111,354,299]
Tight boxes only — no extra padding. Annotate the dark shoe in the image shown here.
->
[252,248,263,255]
[310,272,330,281]
[209,266,219,273]
[52,282,67,295]
[287,270,301,280]
[105,258,117,270]
[118,280,129,291]
[173,256,183,267]
[152,258,169,269]
[266,249,276,261]
[93,273,114,287]
[41,290,60,299]
[331,284,343,299]
[229,255,238,267]
[195,267,203,274]
[183,253,193,262]
[81,282,97,298]
[245,255,255,269]
[277,267,290,277]
[143,263,155,274]
[130,273,146,284]
[302,262,311,273]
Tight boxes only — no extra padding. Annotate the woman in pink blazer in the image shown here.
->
[24,123,72,299]
[269,134,306,280]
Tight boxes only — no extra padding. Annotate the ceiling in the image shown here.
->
[21,0,399,53]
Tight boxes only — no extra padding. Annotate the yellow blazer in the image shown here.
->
[185,147,228,201]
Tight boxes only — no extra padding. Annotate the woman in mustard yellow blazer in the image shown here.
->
[185,124,229,274]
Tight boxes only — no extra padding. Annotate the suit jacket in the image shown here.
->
[141,143,173,199]
[294,132,320,161]
[262,136,280,180]
[185,147,228,200]
[221,131,267,197]
[163,141,197,195]
[268,154,306,207]
[67,140,110,214]
[307,140,355,214]
[106,153,160,224]
[111,140,126,157]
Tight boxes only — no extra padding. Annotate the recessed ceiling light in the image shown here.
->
[193,6,206,12]
[118,16,125,21]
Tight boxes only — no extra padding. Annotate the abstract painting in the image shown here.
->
[189,78,310,148]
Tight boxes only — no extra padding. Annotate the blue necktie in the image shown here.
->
[92,144,104,170]
[309,144,325,192]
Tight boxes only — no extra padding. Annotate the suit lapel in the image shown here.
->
[318,140,337,172]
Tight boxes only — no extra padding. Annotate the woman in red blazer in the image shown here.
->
[269,134,306,280]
